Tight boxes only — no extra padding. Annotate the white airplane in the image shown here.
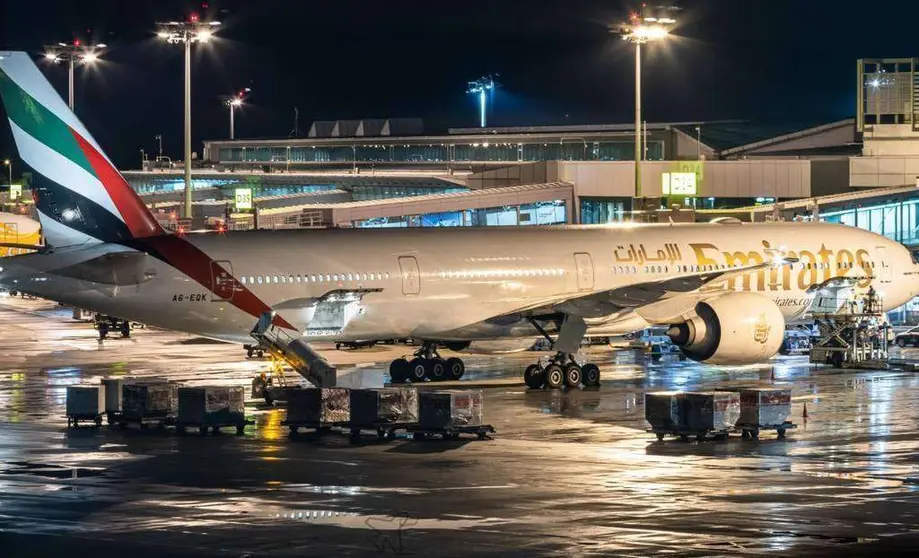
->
[1,50,917,389]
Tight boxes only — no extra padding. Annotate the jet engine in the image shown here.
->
[666,292,785,365]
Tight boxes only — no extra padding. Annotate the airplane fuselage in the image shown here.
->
[2,221,915,346]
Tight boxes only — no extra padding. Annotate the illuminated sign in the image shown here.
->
[661,172,697,195]
[9,184,22,200]
[234,188,253,210]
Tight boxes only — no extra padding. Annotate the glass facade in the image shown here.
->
[821,199,919,246]
[354,200,566,228]
[350,185,467,201]
[218,140,664,165]
[580,198,629,224]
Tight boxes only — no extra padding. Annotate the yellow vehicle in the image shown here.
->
[0,212,41,256]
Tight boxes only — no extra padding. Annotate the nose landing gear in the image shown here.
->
[390,341,466,384]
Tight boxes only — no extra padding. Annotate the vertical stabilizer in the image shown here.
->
[0,51,162,247]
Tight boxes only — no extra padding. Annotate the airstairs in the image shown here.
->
[250,312,338,388]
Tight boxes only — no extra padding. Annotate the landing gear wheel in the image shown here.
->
[581,363,600,387]
[524,364,544,389]
[257,350,264,358]
[445,357,465,380]
[655,432,665,441]
[389,358,409,384]
[563,364,582,388]
[408,358,428,383]
[426,358,447,381]
[543,364,564,389]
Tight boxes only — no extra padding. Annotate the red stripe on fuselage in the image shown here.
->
[70,129,162,238]
[138,234,295,330]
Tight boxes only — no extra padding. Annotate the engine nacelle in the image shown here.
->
[667,292,785,365]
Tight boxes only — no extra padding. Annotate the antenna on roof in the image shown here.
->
[288,107,302,138]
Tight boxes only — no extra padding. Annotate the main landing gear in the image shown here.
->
[524,316,600,390]
[524,354,601,390]
[389,341,465,384]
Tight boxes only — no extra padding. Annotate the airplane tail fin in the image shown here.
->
[0,51,162,247]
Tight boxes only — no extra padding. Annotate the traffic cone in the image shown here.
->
[803,403,808,419]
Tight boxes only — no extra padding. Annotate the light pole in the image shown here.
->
[157,15,220,220]
[3,159,10,187]
[226,88,250,140]
[695,125,701,160]
[467,75,496,128]
[615,7,676,204]
[43,40,105,112]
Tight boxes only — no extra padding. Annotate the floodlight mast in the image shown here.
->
[226,88,251,140]
[467,75,495,128]
[42,40,106,111]
[614,5,676,203]
[156,15,221,220]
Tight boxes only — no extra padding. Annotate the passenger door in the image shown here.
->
[398,256,421,295]
[574,252,594,291]
[210,260,236,302]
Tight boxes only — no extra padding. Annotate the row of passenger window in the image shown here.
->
[240,272,392,285]
[439,268,566,279]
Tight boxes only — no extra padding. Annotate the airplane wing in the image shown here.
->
[516,258,796,323]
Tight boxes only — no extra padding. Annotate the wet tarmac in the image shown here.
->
[2,295,919,556]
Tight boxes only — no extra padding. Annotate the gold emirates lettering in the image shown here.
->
[687,241,873,291]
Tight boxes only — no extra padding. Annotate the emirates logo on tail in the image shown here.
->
[753,313,771,344]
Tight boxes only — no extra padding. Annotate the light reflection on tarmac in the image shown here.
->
[1,296,919,556]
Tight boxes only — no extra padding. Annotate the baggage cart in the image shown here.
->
[646,390,739,442]
[405,423,496,441]
[348,388,419,440]
[115,381,179,430]
[736,421,797,439]
[409,390,494,440]
[282,387,350,436]
[176,386,251,435]
[66,385,105,428]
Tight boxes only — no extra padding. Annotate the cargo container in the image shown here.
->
[282,388,351,434]
[101,376,169,418]
[66,385,105,427]
[682,391,740,433]
[644,391,683,432]
[177,386,248,435]
[410,390,493,440]
[737,388,794,438]
[350,388,419,426]
[120,382,179,426]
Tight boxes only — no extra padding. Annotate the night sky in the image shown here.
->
[1,0,918,169]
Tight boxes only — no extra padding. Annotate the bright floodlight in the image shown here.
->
[196,30,213,43]
[82,52,99,63]
[44,52,58,61]
[631,25,669,40]
[229,97,243,107]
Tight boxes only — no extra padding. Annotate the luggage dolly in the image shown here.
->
[281,420,350,438]
[66,413,104,428]
[176,418,254,436]
[405,424,496,441]
[648,428,731,442]
[113,413,176,431]
[736,421,796,440]
[348,422,416,441]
